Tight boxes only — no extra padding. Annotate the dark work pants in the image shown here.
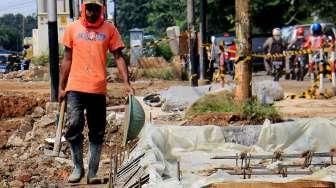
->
[65,91,106,145]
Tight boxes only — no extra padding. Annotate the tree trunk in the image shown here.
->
[187,0,198,86]
[234,0,252,102]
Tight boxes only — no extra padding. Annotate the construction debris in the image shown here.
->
[287,84,336,99]
[252,80,284,104]
[0,66,48,82]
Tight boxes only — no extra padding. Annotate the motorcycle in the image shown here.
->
[272,60,283,81]
[293,55,307,81]
[309,49,326,81]
[287,43,308,81]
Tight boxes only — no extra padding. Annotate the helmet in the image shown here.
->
[310,23,322,36]
[272,28,281,41]
[272,28,281,36]
[296,27,304,38]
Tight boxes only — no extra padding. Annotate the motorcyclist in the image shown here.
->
[287,27,307,80]
[323,27,336,84]
[304,23,326,81]
[218,41,226,87]
[263,28,286,78]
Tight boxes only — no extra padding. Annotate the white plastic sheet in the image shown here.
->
[129,118,336,187]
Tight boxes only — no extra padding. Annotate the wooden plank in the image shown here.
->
[207,180,335,188]
[106,105,126,112]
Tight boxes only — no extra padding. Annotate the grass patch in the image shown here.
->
[31,54,49,66]
[136,67,176,80]
[186,91,281,124]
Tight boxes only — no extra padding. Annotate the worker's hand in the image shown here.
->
[125,84,135,96]
[58,89,66,102]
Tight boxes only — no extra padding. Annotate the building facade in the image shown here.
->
[32,0,71,56]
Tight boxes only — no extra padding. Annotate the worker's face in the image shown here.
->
[273,34,281,41]
[85,3,102,23]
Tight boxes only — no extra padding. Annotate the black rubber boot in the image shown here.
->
[68,141,84,183]
[87,142,102,184]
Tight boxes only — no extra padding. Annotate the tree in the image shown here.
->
[116,0,336,41]
[147,0,187,36]
[116,0,151,42]
[0,13,37,51]
[235,0,252,102]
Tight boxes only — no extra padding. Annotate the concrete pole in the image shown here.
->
[22,16,25,47]
[48,0,60,102]
[199,0,207,81]
[235,0,252,102]
[74,0,80,19]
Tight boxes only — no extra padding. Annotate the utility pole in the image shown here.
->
[22,16,25,48]
[69,0,74,20]
[199,0,207,82]
[103,0,108,19]
[74,0,80,19]
[48,0,60,102]
[187,0,198,86]
[113,0,117,26]
[235,0,252,102]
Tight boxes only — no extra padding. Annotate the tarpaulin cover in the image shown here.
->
[126,118,336,187]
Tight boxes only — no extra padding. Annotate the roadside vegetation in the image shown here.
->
[186,91,281,125]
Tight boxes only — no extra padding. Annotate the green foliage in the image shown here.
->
[186,91,281,122]
[106,51,131,67]
[242,99,281,122]
[31,54,49,66]
[117,0,336,40]
[154,42,173,61]
[117,0,150,36]
[186,92,239,117]
[136,67,175,80]
[0,26,18,51]
[107,53,115,67]
[0,14,37,51]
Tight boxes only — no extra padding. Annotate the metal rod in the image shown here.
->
[226,170,313,176]
[123,166,141,186]
[113,155,118,187]
[117,159,141,178]
[212,152,332,160]
[108,145,115,188]
[177,161,181,181]
[117,153,145,175]
[129,175,150,188]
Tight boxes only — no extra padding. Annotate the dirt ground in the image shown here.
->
[254,73,336,119]
[0,79,188,187]
[1,74,336,186]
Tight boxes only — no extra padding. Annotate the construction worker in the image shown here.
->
[59,0,134,184]
[21,45,32,70]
